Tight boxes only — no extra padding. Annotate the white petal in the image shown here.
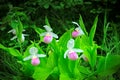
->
[8,29,16,34]
[78,29,84,35]
[64,50,69,59]
[8,29,13,33]
[37,54,46,57]
[23,55,32,61]
[29,47,38,54]
[21,34,25,42]
[10,36,17,40]
[72,21,80,28]
[75,27,81,31]
[50,32,58,38]
[73,48,83,53]
[40,32,47,36]
[76,27,84,36]
[43,25,52,32]
[8,29,14,33]
[67,39,74,49]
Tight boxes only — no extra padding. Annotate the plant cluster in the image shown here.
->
[0,13,120,80]
[0,0,120,80]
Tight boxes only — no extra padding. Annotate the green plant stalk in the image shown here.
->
[101,11,110,55]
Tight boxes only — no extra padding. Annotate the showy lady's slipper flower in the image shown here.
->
[8,29,28,42]
[72,21,84,38]
[23,47,46,66]
[40,25,58,43]
[64,39,83,60]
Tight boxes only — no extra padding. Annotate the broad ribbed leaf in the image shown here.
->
[33,51,57,80]
[59,73,71,80]
[33,67,52,80]
[58,29,72,49]
[45,16,50,27]
[0,43,7,50]
[58,49,70,74]
[89,16,98,45]
[0,43,21,57]
[87,44,97,69]
[17,17,23,43]
[79,15,88,35]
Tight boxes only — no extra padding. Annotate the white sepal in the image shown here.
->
[10,36,17,40]
[29,47,38,54]
[23,55,32,61]
[64,50,69,59]
[37,54,46,58]
[73,48,83,53]
[43,25,52,32]
[40,32,47,36]
[72,21,80,28]
[67,39,74,49]
[51,32,58,38]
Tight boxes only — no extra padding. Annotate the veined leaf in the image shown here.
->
[33,26,45,35]
[0,43,7,50]
[7,48,22,57]
[96,56,105,73]
[58,29,72,49]
[33,51,58,80]
[79,15,88,35]
[89,16,98,45]
[17,17,23,43]
[45,16,50,27]
[87,44,97,69]
[0,43,22,57]
[58,49,70,74]
[10,20,19,29]
[46,50,57,69]
[59,73,71,80]
[33,67,52,80]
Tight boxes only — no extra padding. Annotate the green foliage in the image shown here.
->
[0,0,120,79]
[0,43,22,58]
[97,55,120,78]
[79,15,88,35]
[89,16,98,45]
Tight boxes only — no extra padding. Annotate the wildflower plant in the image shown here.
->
[8,29,28,42]
[40,25,58,44]
[64,39,83,60]
[72,21,84,38]
[0,15,120,80]
[23,47,46,65]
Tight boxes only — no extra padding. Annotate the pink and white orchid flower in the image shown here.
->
[23,47,46,66]
[40,25,58,43]
[72,21,84,38]
[8,29,28,42]
[64,39,83,60]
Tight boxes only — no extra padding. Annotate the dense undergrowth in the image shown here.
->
[0,0,120,80]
